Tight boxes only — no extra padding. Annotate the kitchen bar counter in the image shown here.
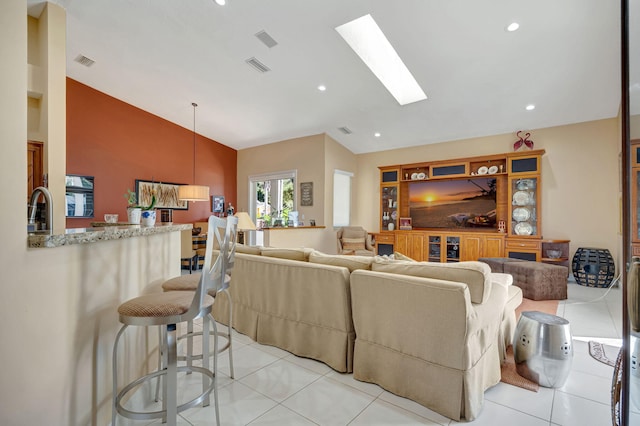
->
[28,223,192,248]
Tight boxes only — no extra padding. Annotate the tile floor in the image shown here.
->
[117,278,640,425]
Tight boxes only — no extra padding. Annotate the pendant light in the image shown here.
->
[178,102,210,201]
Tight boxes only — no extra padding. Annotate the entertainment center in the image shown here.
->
[376,149,569,264]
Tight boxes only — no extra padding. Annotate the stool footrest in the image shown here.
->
[115,365,215,421]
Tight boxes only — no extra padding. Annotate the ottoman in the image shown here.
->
[478,257,526,273]
[503,261,568,300]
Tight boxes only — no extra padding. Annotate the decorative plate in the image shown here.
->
[516,179,536,190]
[514,222,533,236]
[513,191,530,206]
[391,211,397,220]
[417,172,426,180]
[411,173,419,180]
[477,166,488,175]
[512,207,530,222]
[488,165,498,174]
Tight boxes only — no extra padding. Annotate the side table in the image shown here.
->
[514,311,573,388]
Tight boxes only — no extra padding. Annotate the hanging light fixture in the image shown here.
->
[179,102,210,201]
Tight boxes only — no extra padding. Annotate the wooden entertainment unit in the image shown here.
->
[375,149,566,263]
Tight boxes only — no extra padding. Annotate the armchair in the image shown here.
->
[337,226,375,256]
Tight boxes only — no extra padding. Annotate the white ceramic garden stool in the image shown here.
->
[513,311,573,388]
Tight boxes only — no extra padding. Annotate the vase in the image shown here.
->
[141,210,157,226]
[127,207,142,225]
[388,223,395,231]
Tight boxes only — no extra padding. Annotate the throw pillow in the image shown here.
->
[260,247,312,262]
[235,244,262,255]
[371,259,492,304]
[342,237,366,251]
[394,251,416,262]
[308,250,373,272]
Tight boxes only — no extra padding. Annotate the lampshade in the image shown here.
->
[179,102,210,202]
[234,212,256,230]
[178,184,209,202]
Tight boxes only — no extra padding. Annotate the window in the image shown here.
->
[249,170,297,229]
[333,170,353,227]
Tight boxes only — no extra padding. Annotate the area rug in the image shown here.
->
[588,341,616,367]
[500,298,561,392]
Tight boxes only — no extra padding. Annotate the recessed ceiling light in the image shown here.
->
[506,22,520,32]
[526,104,536,111]
[214,0,226,5]
[336,14,427,106]
[374,132,381,137]
[317,85,326,91]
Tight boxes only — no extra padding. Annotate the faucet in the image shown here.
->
[28,186,53,233]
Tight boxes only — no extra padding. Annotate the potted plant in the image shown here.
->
[124,189,157,225]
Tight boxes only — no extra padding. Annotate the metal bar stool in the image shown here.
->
[159,216,238,380]
[112,215,226,425]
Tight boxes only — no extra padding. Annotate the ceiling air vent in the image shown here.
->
[245,57,270,73]
[74,54,95,67]
[255,30,278,48]
[338,126,353,134]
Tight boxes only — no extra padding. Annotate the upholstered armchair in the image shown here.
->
[336,226,375,256]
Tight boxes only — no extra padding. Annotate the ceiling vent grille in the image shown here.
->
[255,30,278,48]
[245,57,271,73]
[74,54,95,67]
[338,126,353,134]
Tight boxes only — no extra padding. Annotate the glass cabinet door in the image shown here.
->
[428,235,441,262]
[381,185,398,231]
[446,236,460,262]
[510,177,539,237]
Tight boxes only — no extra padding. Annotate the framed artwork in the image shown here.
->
[300,182,313,206]
[135,180,188,210]
[399,217,412,230]
[212,195,225,213]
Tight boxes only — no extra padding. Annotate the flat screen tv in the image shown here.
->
[409,177,497,229]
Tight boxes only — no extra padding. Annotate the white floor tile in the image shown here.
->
[281,376,375,425]
[324,370,385,397]
[247,405,317,425]
[182,380,278,426]
[283,353,334,375]
[557,369,613,405]
[239,358,322,402]
[551,391,611,426]
[484,382,554,421]
[216,343,281,379]
[450,400,549,425]
[377,391,452,425]
[350,398,444,425]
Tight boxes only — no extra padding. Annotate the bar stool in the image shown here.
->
[112,215,226,426]
[161,215,237,378]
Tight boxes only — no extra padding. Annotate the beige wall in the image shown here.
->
[238,134,358,253]
[1,3,181,425]
[355,119,620,263]
[324,133,359,229]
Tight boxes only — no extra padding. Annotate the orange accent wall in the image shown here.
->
[66,78,237,228]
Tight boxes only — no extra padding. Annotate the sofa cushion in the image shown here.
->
[308,250,373,272]
[236,244,262,255]
[260,247,312,261]
[371,258,492,304]
[342,237,366,251]
[394,251,416,262]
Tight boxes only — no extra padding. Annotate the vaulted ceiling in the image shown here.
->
[27,0,622,154]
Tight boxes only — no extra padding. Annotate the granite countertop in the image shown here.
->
[28,223,192,248]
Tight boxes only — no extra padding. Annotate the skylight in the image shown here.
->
[336,14,427,106]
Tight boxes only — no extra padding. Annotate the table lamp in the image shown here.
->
[234,212,256,245]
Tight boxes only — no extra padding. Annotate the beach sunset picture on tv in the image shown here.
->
[409,177,497,229]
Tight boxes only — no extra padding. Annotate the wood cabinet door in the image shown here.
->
[409,232,426,261]
[460,235,481,261]
[483,235,504,258]
[395,233,409,257]
[27,141,43,198]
